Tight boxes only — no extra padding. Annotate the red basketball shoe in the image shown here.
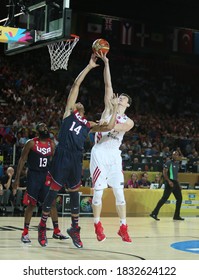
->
[118,224,132,243]
[94,221,106,242]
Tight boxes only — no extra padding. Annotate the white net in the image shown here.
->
[47,36,79,71]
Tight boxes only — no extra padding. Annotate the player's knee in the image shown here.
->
[69,191,80,214]
[26,204,35,211]
[113,188,126,206]
[42,189,58,212]
[92,189,103,206]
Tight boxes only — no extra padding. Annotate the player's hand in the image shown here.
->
[95,51,109,62]
[89,53,100,68]
[111,93,119,108]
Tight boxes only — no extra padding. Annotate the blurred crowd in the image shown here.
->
[1,46,199,214]
[0,48,199,169]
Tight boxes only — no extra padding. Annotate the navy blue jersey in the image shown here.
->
[49,110,90,189]
[58,110,91,152]
[27,137,53,172]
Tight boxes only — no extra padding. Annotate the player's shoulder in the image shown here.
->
[164,160,171,167]
[26,138,36,144]
[126,116,134,128]
[23,138,35,149]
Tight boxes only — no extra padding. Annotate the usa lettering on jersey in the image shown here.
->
[36,146,51,155]
[74,111,88,125]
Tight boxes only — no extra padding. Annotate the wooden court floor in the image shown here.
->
[0,216,199,260]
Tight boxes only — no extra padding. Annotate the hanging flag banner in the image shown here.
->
[134,23,150,48]
[178,28,193,53]
[121,21,133,45]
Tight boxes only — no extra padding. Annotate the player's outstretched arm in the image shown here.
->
[63,54,99,119]
[96,52,113,111]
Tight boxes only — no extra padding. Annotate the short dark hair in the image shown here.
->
[120,93,132,106]
[36,123,45,131]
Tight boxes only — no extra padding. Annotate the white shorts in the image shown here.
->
[90,146,124,190]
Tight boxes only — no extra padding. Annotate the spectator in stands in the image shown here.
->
[126,173,139,188]
[150,150,184,221]
[0,166,13,214]
[2,166,24,213]
[0,182,5,214]
[138,172,151,189]
[161,146,171,159]
[176,147,184,157]
[187,149,199,173]
[18,129,29,148]
[131,140,142,155]
[150,173,163,189]
[132,157,141,171]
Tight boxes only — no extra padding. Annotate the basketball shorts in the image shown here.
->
[49,146,82,190]
[27,169,49,205]
[90,146,124,190]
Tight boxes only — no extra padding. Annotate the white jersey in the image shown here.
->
[94,113,128,150]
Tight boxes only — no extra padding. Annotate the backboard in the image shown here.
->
[1,0,72,55]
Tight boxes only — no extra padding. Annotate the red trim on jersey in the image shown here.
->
[73,110,90,128]
[32,137,53,156]
[92,167,101,185]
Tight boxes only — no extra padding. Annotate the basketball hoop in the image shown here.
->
[47,34,79,71]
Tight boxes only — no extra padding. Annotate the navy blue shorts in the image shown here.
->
[49,147,82,190]
[27,169,49,204]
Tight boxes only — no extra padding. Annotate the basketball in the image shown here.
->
[92,38,110,54]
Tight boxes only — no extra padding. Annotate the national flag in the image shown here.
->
[102,17,120,47]
[149,24,166,50]
[134,23,150,48]
[178,29,193,53]
[193,31,199,55]
[121,21,133,45]
[87,15,103,40]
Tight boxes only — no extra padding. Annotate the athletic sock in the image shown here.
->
[94,218,100,224]
[53,221,59,233]
[120,219,126,226]
[23,223,30,235]
[71,216,79,228]
[39,214,48,227]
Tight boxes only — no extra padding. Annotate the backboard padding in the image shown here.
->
[3,0,72,55]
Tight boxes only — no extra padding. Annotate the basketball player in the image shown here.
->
[13,123,67,243]
[90,52,134,243]
[37,53,119,248]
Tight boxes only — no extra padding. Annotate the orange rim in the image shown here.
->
[70,34,80,39]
